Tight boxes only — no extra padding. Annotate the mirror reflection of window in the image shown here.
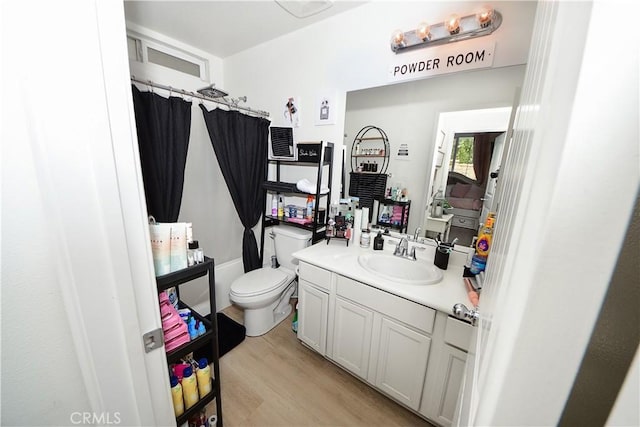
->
[449,135,476,181]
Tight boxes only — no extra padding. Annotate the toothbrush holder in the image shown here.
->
[434,246,450,270]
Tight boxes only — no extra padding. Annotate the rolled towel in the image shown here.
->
[296,178,329,194]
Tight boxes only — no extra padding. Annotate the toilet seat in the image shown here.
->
[230,267,292,298]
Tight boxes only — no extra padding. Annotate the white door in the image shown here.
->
[479,132,505,224]
[455,2,638,425]
[3,1,174,425]
[374,317,431,411]
[297,280,329,355]
[332,297,374,378]
[431,344,467,427]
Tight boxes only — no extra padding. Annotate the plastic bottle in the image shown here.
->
[197,321,206,337]
[292,303,298,333]
[475,216,495,257]
[373,231,384,250]
[277,196,284,219]
[271,194,278,216]
[181,366,199,409]
[306,195,314,220]
[196,358,212,398]
[170,375,184,417]
[188,317,198,340]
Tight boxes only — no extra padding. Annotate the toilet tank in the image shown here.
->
[272,226,312,271]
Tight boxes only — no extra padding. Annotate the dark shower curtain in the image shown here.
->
[131,85,192,222]
[199,105,270,273]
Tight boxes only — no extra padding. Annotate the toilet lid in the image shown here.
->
[231,268,290,297]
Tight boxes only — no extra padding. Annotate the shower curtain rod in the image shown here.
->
[131,76,270,118]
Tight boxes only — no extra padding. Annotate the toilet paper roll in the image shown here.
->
[208,415,217,426]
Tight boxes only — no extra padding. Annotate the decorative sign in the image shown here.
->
[315,93,337,126]
[395,143,410,161]
[388,41,495,83]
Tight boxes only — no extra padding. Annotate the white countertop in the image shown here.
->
[293,234,474,314]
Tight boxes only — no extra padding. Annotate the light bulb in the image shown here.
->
[416,21,431,41]
[445,14,461,35]
[390,29,405,49]
[477,6,494,28]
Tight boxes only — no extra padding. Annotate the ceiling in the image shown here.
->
[123,1,367,58]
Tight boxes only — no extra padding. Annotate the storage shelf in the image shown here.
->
[351,171,385,175]
[377,199,411,234]
[378,198,411,206]
[175,380,217,426]
[352,154,386,158]
[156,256,222,426]
[165,302,213,364]
[156,257,213,291]
[261,142,333,256]
[263,181,330,196]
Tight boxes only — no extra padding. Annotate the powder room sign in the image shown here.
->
[388,41,495,83]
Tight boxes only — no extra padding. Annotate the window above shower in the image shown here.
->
[127,31,209,81]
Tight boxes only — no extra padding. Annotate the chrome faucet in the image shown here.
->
[393,236,417,260]
[394,236,409,257]
[413,227,422,242]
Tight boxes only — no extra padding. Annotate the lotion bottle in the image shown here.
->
[196,358,212,398]
[271,194,278,216]
[181,366,199,409]
[170,376,184,417]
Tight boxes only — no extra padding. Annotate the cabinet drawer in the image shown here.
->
[444,316,473,352]
[336,275,435,334]
[299,262,331,291]
[451,216,478,230]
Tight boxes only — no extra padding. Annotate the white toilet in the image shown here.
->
[230,226,311,336]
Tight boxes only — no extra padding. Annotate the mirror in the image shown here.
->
[344,65,524,244]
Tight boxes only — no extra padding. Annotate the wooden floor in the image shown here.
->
[209,303,434,427]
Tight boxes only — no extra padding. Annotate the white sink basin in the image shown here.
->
[357,253,443,285]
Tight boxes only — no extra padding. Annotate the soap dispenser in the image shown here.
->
[373,231,384,250]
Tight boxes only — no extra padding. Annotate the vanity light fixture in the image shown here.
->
[390,6,502,53]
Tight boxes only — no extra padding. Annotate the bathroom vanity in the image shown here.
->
[293,237,473,427]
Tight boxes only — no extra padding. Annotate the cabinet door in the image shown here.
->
[428,344,468,427]
[297,280,329,355]
[331,297,374,379]
[375,317,431,411]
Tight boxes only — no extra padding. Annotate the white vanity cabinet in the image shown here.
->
[296,259,472,426]
[374,316,432,410]
[298,280,329,355]
[420,314,473,427]
[297,262,332,355]
[332,296,374,378]
[333,274,436,411]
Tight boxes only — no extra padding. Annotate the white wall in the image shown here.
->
[223,1,537,205]
[344,68,523,232]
